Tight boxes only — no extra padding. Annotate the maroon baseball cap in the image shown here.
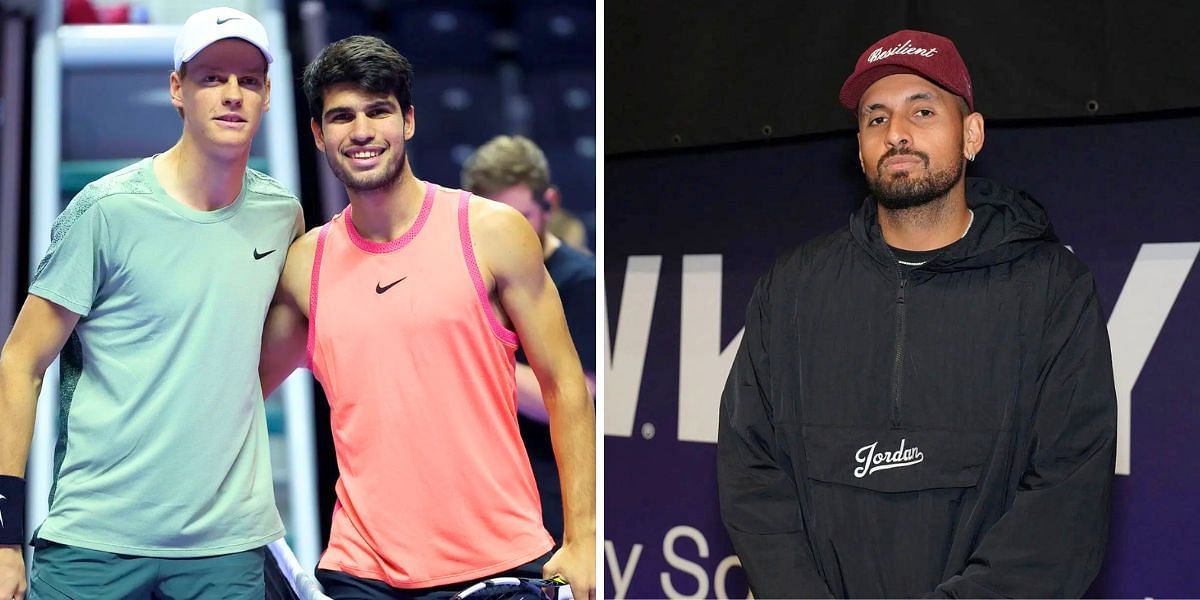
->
[839,29,974,113]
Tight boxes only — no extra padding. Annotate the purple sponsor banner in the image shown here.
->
[605,115,1200,598]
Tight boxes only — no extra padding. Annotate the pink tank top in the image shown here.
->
[308,183,553,588]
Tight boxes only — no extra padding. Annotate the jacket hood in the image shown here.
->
[850,177,1059,274]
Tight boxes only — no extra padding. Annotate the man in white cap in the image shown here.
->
[0,7,300,599]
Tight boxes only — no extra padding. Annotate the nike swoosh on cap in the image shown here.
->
[216,17,242,24]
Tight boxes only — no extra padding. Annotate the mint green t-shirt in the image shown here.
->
[29,157,301,557]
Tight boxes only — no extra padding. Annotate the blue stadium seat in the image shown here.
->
[542,138,595,212]
[411,71,505,143]
[393,6,498,69]
[515,6,594,68]
[323,0,392,41]
[526,69,594,141]
[513,0,593,7]
[410,142,480,191]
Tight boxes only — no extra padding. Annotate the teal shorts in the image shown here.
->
[29,541,265,600]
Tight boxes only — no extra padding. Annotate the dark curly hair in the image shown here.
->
[301,35,413,121]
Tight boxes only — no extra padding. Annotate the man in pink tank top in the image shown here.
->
[259,36,595,600]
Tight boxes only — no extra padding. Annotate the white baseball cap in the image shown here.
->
[173,7,273,71]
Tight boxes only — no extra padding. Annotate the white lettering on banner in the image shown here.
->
[604,540,643,599]
[605,528,751,599]
[603,244,1200,476]
[1105,242,1200,475]
[679,255,745,443]
[867,39,938,63]
[713,555,748,600]
[604,256,662,438]
[854,439,925,477]
[662,526,709,599]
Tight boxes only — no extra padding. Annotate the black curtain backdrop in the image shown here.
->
[607,1,1200,154]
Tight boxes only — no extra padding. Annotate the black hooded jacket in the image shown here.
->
[717,179,1116,598]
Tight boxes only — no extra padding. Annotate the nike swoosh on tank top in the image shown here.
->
[308,183,553,588]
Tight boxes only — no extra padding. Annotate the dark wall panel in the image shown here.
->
[607,1,1200,153]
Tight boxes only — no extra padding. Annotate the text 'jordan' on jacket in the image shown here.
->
[716,178,1117,599]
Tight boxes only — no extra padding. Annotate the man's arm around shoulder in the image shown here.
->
[260,227,320,398]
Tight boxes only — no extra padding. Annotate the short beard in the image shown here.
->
[868,148,964,211]
[327,146,407,192]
